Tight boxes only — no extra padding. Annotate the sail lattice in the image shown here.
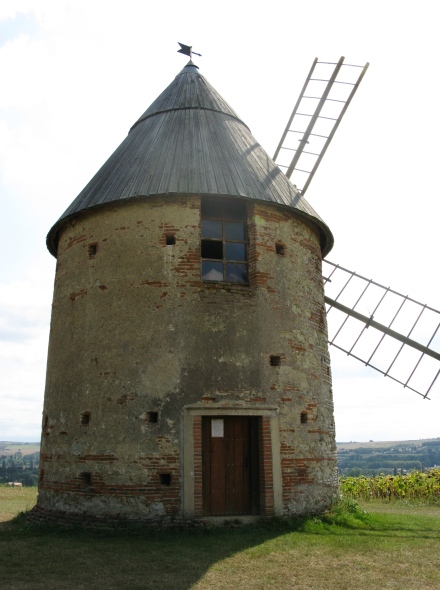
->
[323,260,440,399]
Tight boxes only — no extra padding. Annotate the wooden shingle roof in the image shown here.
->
[47,61,333,256]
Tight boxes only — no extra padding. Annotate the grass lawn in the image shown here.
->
[1,486,439,589]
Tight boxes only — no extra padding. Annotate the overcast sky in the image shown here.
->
[1,0,439,443]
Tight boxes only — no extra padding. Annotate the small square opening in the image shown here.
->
[147,411,158,423]
[270,355,282,367]
[300,412,308,424]
[80,412,91,426]
[275,243,285,256]
[160,473,171,486]
[80,472,92,486]
[88,243,98,259]
[166,235,176,246]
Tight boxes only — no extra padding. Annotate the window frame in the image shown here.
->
[200,198,249,285]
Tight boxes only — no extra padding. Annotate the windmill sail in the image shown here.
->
[323,260,440,399]
[274,57,439,398]
[273,57,369,195]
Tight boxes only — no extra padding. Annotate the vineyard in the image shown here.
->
[340,468,440,501]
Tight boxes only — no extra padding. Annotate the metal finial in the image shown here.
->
[177,42,202,58]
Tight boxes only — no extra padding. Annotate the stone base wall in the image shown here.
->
[26,504,202,529]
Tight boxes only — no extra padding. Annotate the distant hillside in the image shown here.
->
[0,442,40,457]
[337,438,440,476]
[336,438,439,450]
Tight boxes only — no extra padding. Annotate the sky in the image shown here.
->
[0,0,439,443]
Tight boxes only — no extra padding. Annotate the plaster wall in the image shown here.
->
[36,196,337,521]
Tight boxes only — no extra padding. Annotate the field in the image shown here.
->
[0,442,40,457]
[1,486,440,589]
[335,438,439,451]
[337,438,440,476]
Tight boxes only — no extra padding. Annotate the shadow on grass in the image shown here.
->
[0,515,310,590]
[0,502,439,590]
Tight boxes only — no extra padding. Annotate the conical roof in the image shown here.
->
[47,61,333,256]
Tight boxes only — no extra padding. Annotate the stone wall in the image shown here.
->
[37,195,337,521]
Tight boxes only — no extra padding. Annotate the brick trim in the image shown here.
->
[193,416,203,516]
[259,416,275,515]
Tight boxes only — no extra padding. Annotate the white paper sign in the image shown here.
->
[211,419,224,438]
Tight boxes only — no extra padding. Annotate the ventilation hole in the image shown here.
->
[147,411,158,423]
[80,472,92,486]
[88,243,98,259]
[160,473,171,486]
[80,412,91,426]
[301,412,308,424]
[275,243,285,256]
[165,235,176,246]
[270,355,282,367]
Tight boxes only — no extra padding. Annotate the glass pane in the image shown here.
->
[223,200,246,220]
[201,199,223,218]
[202,219,222,239]
[201,240,223,260]
[225,222,245,241]
[226,263,248,284]
[202,261,224,281]
[225,242,246,261]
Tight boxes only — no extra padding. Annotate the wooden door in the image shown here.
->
[202,416,260,516]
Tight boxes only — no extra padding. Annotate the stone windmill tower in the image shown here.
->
[33,58,337,524]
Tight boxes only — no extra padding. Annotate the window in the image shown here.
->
[201,198,248,284]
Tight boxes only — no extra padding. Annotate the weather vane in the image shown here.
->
[177,42,202,59]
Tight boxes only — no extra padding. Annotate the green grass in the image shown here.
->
[0,486,38,522]
[1,488,440,589]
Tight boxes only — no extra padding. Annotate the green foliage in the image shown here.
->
[340,469,440,502]
[0,451,39,486]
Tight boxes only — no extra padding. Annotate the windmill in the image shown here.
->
[30,51,438,525]
[273,57,440,400]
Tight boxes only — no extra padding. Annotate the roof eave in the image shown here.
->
[46,193,333,259]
